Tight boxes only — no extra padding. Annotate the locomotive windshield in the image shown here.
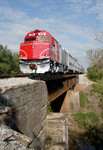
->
[37,36,51,42]
[25,37,36,42]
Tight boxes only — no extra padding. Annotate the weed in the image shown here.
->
[72,112,100,129]
[92,80,103,95]
[89,89,94,96]
[92,80,103,111]
[47,102,53,114]
[80,93,90,108]
[99,98,103,110]
[101,112,103,119]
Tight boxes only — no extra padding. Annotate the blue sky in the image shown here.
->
[0,0,103,70]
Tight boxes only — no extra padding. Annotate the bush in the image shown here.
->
[88,67,103,81]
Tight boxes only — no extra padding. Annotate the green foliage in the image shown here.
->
[92,80,103,115]
[72,112,100,129]
[88,67,103,81]
[80,93,90,108]
[86,49,103,81]
[47,103,53,114]
[0,63,11,75]
[92,80,103,95]
[0,44,22,75]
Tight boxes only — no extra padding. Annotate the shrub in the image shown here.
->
[88,69,103,81]
[47,103,53,114]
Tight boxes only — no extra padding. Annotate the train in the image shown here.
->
[19,29,84,74]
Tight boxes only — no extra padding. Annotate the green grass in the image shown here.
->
[88,69,103,81]
[92,80,103,95]
[99,97,103,111]
[92,80,103,112]
[73,75,103,145]
[72,112,100,129]
[80,93,90,108]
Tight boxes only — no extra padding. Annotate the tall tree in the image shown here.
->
[86,49,103,81]
[0,44,22,75]
[86,49,103,67]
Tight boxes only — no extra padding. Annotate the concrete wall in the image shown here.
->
[79,74,93,85]
[0,79,48,149]
[60,90,80,114]
[45,113,69,150]
[74,74,94,92]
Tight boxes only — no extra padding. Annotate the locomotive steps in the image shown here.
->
[0,74,93,149]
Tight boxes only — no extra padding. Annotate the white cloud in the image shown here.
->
[86,0,103,22]
[64,0,93,14]
[0,4,27,22]
[21,0,43,8]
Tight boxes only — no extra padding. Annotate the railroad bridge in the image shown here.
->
[30,74,78,101]
[0,74,80,149]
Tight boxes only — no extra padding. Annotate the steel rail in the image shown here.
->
[0,75,30,79]
[0,74,78,80]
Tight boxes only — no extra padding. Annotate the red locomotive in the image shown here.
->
[19,29,84,73]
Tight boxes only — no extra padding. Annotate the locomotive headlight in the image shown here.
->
[45,53,48,56]
[29,33,35,36]
[39,32,46,35]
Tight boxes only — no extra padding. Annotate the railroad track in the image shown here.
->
[0,75,30,79]
[0,74,78,81]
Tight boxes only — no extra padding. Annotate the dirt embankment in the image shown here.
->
[68,74,103,150]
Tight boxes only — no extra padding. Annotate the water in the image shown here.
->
[78,144,103,150]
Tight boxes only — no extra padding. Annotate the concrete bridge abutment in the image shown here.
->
[60,90,80,114]
[0,78,48,149]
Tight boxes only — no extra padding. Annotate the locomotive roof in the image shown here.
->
[25,29,53,38]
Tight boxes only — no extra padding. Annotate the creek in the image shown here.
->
[78,144,103,150]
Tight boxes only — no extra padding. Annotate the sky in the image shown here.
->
[0,0,103,70]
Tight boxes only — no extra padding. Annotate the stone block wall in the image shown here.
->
[0,78,48,149]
